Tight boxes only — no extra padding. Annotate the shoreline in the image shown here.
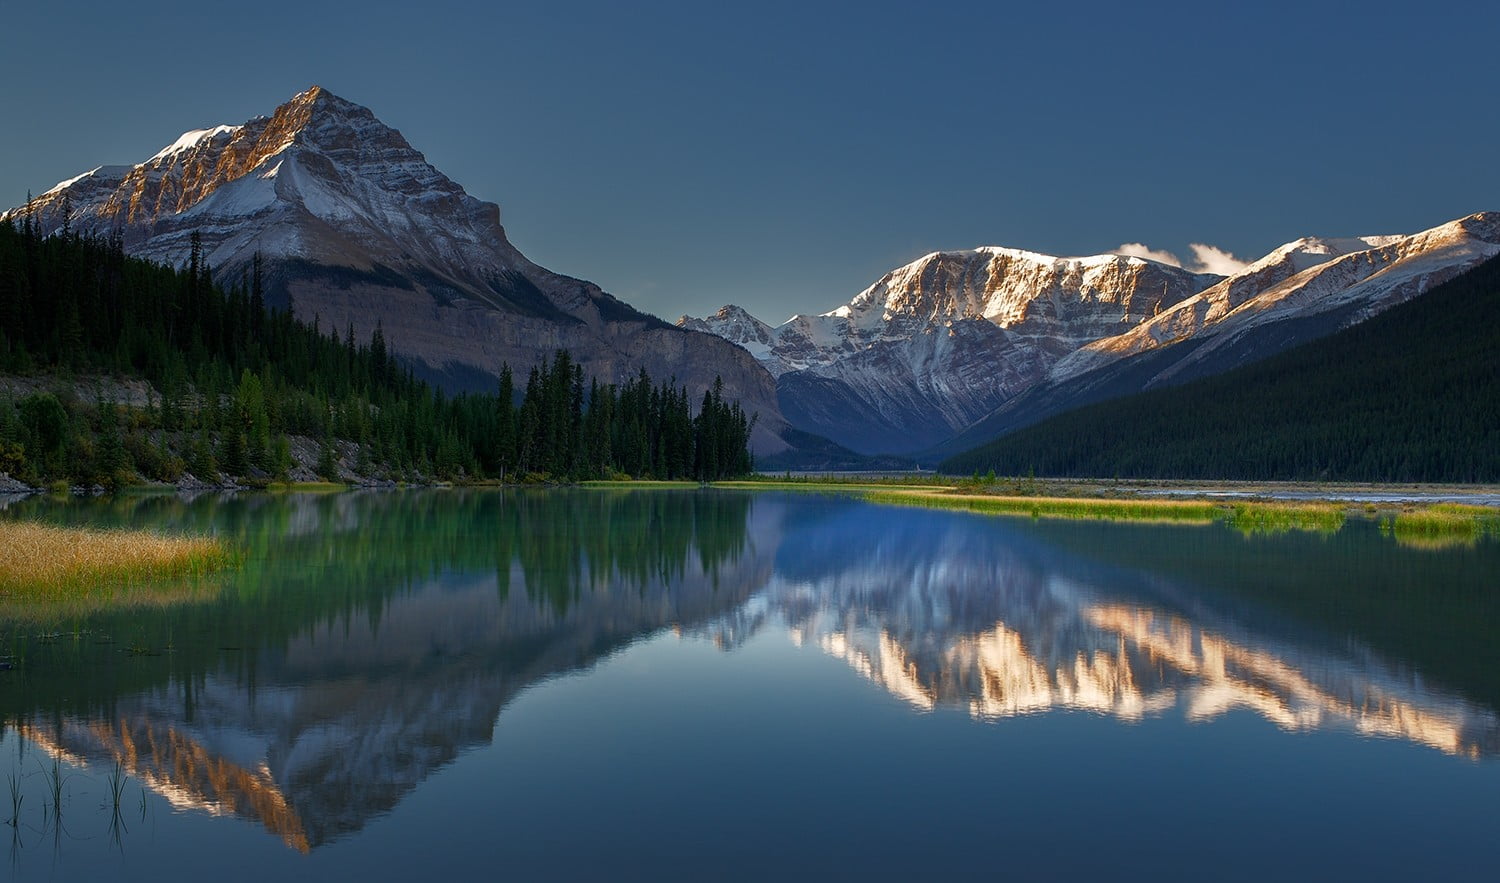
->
[5,475,1500,507]
[734,475,1500,507]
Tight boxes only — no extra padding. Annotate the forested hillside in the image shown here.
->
[0,219,753,486]
[942,254,1500,482]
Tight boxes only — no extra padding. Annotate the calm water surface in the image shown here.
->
[0,489,1497,881]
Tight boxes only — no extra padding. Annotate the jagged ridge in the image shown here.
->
[681,248,1218,454]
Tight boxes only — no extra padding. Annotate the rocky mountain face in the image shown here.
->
[4,86,791,453]
[685,212,1499,459]
[937,211,1500,457]
[12,88,1491,462]
[682,249,1218,454]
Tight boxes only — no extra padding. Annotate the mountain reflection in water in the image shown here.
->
[3,490,769,850]
[2,489,1496,853]
[704,497,1500,758]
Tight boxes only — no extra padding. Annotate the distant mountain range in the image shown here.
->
[1,87,798,455]
[8,86,1494,468]
[940,249,1500,482]
[683,212,1500,459]
[681,251,1216,454]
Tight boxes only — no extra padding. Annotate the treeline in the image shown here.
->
[942,253,1500,482]
[0,218,753,485]
[492,352,753,483]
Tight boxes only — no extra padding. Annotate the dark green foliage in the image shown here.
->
[0,220,754,483]
[316,434,339,481]
[188,425,216,479]
[271,435,293,481]
[943,254,1500,482]
[473,352,751,481]
[19,394,68,466]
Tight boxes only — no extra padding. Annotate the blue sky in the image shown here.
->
[4,0,1496,322]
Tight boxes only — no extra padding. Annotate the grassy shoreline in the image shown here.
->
[714,478,1499,539]
[0,521,238,608]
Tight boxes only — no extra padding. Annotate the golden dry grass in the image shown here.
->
[0,520,237,604]
[860,489,1224,523]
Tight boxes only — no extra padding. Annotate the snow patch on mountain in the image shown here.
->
[149,125,240,161]
[41,165,132,196]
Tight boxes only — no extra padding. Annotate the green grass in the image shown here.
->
[715,479,917,493]
[1228,502,1347,535]
[860,489,1224,523]
[727,478,1500,542]
[856,486,1500,544]
[267,481,348,493]
[579,480,701,488]
[730,473,952,487]
[1387,504,1500,548]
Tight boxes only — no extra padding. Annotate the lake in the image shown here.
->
[1,489,1497,881]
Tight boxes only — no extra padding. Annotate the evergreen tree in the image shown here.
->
[0,222,759,485]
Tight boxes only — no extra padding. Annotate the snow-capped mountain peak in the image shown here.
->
[5,87,793,454]
[683,213,1497,456]
[842,247,1217,329]
[679,246,1218,453]
[1049,212,1500,384]
[678,305,777,360]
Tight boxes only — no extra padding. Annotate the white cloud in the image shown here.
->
[1113,241,1249,277]
[1185,243,1249,276]
[1114,242,1183,268]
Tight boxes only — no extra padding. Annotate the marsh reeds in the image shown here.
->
[39,757,64,826]
[0,521,237,609]
[106,763,127,814]
[5,772,19,828]
[1387,504,1499,549]
[581,480,701,489]
[853,487,1495,540]
[860,490,1224,523]
[1229,502,1346,535]
[106,763,128,848]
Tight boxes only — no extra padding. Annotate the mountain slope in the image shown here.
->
[940,252,1500,481]
[936,211,1500,459]
[682,249,1218,453]
[4,86,792,453]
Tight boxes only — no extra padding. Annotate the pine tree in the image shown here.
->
[0,224,760,485]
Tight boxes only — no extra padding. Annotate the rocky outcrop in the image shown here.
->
[0,472,36,494]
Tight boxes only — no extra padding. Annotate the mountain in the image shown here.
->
[938,211,1500,458]
[3,86,792,454]
[680,249,1218,454]
[940,250,1500,481]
